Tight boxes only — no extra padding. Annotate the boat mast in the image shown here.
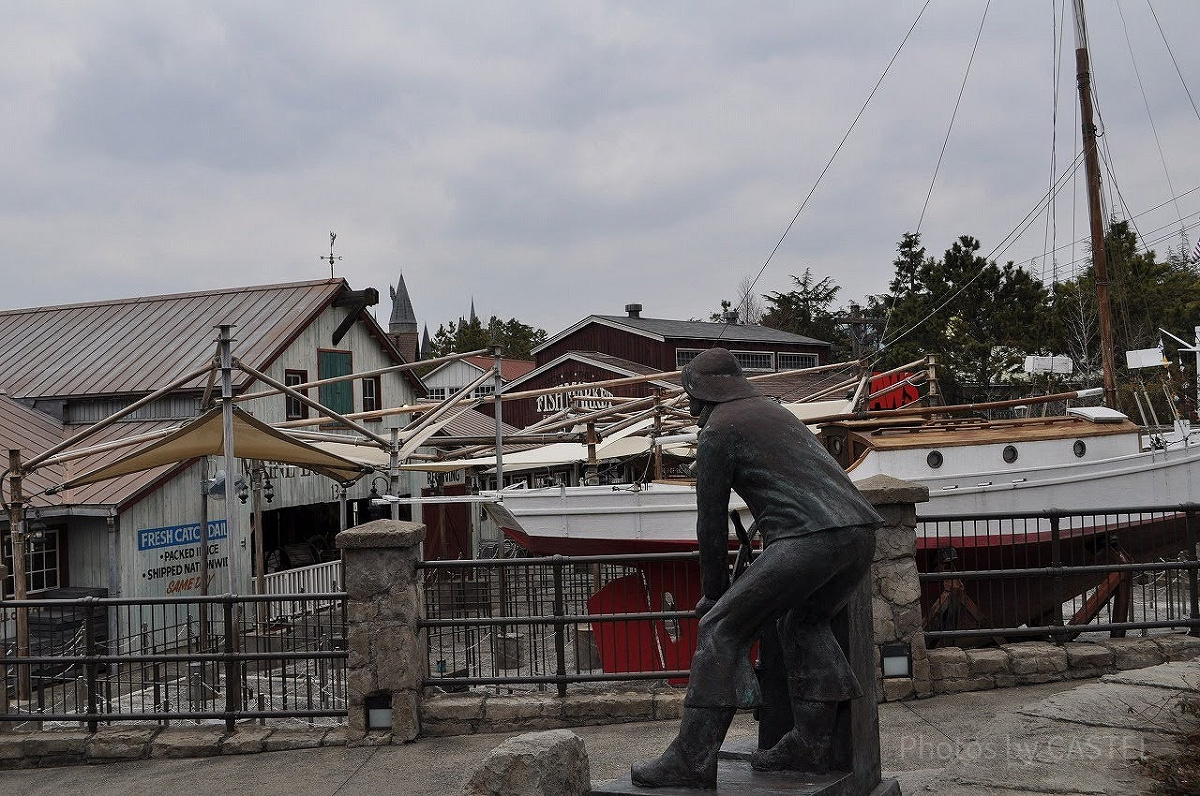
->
[1072,0,1119,409]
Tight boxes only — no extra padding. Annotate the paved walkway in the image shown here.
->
[3,661,1196,795]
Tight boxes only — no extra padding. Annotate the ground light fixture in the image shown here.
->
[880,642,913,679]
[365,693,392,730]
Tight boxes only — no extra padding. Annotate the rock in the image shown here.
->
[461,729,590,796]
[964,648,1009,677]
[927,646,970,680]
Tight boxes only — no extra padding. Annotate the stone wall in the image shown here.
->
[927,636,1200,694]
[421,689,685,737]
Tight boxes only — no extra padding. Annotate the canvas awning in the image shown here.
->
[60,406,372,488]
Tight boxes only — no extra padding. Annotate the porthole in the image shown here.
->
[1002,445,1018,464]
[1073,440,1086,458]
[926,450,943,469]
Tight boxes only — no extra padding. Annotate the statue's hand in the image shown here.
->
[695,595,718,618]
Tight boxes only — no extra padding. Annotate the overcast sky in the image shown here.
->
[4,1,1200,342]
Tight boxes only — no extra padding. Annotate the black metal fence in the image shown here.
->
[1,593,347,731]
[418,552,705,696]
[918,504,1200,645]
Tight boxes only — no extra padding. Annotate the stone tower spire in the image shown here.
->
[388,273,420,362]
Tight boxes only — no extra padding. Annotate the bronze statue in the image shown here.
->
[631,348,883,789]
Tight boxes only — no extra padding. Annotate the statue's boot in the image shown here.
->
[750,700,838,774]
[631,707,736,789]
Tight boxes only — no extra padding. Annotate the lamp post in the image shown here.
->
[6,449,30,702]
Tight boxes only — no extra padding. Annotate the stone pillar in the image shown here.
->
[335,518,426,744]
[858,474,933,700]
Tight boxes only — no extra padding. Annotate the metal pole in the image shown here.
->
[388,428,401,522]
[1186,508,1200,638]
[492,344,504,491]
[252,460,265,631]
[105,511,118,681]
[217,325,242,594]
[6,450,30,702]
[1072,0,1119,409]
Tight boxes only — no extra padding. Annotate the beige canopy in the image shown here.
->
[62,406,372,488]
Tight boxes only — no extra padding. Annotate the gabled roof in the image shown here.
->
[502,351,680,394]
[421,356,535,384]
[532,314,830,355]
[0,279,409,399]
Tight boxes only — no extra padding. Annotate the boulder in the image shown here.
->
[461,729,590,796]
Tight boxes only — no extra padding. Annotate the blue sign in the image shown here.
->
[137,520,228,552]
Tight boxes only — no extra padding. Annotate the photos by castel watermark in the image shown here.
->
[899,733,1146,764]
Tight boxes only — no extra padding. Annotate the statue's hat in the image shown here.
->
[681,347,762,404]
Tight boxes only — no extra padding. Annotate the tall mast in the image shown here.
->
[1072,0,1119,408]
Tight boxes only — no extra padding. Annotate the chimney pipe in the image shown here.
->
[625,303,642,318]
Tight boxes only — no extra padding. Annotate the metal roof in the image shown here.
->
[0,279,356,399]
[436,407,522,439]
[532,314,831,354]
[0,394,183,511]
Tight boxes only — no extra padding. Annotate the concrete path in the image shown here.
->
[2,661,1195,796]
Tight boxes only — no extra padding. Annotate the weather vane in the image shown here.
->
[321,231,343,278]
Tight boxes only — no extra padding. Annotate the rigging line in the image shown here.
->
[1010,182,1200,270]
[1146,0,1200,125]
[1043,0,1070,284]
[1013,207,1200,273]
[1117,0,1184,231]
[915,0,992,235]
[880,150,1085,352]
[881,0,989,348]
[718,0,931,343]
[986,151,1087,262]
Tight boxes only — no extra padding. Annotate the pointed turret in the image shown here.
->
[420,325,432,360]
[388,273,420,363]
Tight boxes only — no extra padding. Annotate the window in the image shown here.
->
[3,527,61,596]
[427,387,449,401]
[284,370,309,420]
[362,375,382,414]
[676,349,704,368]
[472,384,495,399]
[778,353,818,371]
[732,350,774,371]
[317,350,353,415]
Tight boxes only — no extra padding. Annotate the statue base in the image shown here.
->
[589,760,900,795]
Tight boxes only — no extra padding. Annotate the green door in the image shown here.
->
[318,350,353,414]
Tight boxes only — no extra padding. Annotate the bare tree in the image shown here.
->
[735,274,765,325]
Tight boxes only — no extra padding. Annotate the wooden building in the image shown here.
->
[500,304,831,429]
[421,355,534,402]
[0,278,424,603]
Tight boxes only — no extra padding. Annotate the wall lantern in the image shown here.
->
[365,693,392,730]
[880,643,913,679]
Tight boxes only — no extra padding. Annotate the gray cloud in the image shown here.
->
[2,1,1200,340]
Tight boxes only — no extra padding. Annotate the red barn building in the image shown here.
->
[500,304,831,429]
